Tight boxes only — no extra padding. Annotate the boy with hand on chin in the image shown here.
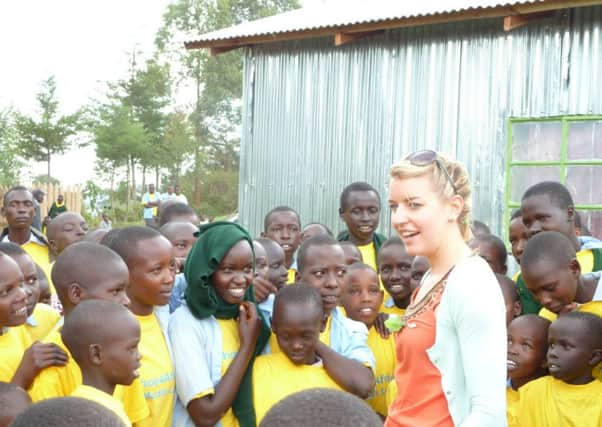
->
[253,284,343,424]
[514,312,602,427]
[339,262,395,418]
[62,300,142,426]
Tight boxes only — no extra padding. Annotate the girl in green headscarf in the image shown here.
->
[168,221,271,427]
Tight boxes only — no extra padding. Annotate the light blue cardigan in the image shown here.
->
[423,255,507,426]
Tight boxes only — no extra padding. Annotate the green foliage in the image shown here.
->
[13,76,82,180]
[163,111,195,180]
[32,174,60,185]
[0,108,23,186]
[181,168,239,217]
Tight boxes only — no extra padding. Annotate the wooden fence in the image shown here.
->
[0,184,82,227]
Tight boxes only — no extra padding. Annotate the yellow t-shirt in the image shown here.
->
[287,268,296,284]
[516,376,602,427]
[135,314,175,427]
[72,384,131,427]
[366,327,396,416]
[252,352,342,424]
[194,318,239,427]
[0,325,31,382]
[29,328,150,424]
[381,304,405,316]
[357,243,377,271]
[506,384,520,427]
[385,379,397,410]
[22,241,55,295]
[26,303,60,342]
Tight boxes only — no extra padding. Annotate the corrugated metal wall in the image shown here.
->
[238,6,602,238]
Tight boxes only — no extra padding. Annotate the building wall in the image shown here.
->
[238,6,602,238]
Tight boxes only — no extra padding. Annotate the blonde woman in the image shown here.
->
[385,150,506,427]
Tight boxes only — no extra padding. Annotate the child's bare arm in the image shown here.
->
[316,341,375,399]
[186,303,259,427]
[11,342,68,389]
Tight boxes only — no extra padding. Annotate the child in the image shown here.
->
[337,182,386,272]
[506,315,550,424]
[514,312,602,427]
[35,263,51,306]
[340,241,363,265]
[99,212,112,230]
[289,234,375,398]
[62,300,142,426]
[168,221,271,427]
[508,209,528,268]
[256,237,289,290]
[518,181,602,314]
[0,242,60,341]
[46,211,88,260]
[469,234,508,275]
[0,381,31,427]
[107,226,176,427]
[158,202,199,227]
[496,274,522,326]
[253,284,343,424]
[471,220,491,238]
[409,255,430,291]
[253,240,278,319]
[377,237,413,315]
[339,263,395,418]
[29,242,149,425]
[262,206,302,284]
[300,222,332,241]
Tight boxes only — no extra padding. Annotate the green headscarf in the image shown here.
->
[184,221,270,427]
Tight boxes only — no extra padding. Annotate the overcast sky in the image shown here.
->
[1,1,328,187]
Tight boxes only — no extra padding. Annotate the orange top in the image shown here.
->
[385,282,453,427]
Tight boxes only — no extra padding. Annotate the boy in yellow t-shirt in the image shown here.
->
[0,242,60,341]
[29,242,149,425]
[253,284,342,424]
[46,212,88,261]
[107,227,176,427]
[506,315,550,426]
[63,300,142,427]
[339,263,395,418]
[515,312,602,427]
[377,237,413,316]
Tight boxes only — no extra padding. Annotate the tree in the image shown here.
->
[0,108,23,186]
[155,0,300,205]
[14,76,81,182]
[163,111,195,182]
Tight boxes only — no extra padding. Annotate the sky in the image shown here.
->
[0,0,324,186]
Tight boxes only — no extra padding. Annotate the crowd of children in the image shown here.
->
[0,174,601,426]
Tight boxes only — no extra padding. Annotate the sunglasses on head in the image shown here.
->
[405,149,458,195]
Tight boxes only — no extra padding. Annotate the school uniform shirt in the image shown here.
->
[252,352,342,424]
[72,385,131,427]
[286,258,297,285]
[0,325,31,382]
[29,327,150,424]
[515,376,602,427]
[366,326,396,416]
[25,303,60,342]
[268,307,375,370]
[168,304,241,427]
[506,380,520,427]
[135,308,175,427]
[381,297,406,316]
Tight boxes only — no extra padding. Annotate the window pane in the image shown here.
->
[576,210,602,241]
[509,166,560,202]
[567,121,602,160]
[511,121,562,162]
[565,166,602,205]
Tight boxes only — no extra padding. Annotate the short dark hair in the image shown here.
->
[297,234,339,272]
[339,182,380,211]
[379,236,404,251]
[106,226,161,266]
[510,209,522,221]
[495,273,518,303]
[474,234,508,266]
[0,242,27,257]
[259,388,382,427]
[301,222,333,237]
[0,381,30,422]
[10,397,125,427]
[347,261,376,274]
[557,311,602,348]
[273,283,323,320]
[263,206,301,231]
[3,186,32,206]
[158,202,197,227]
[471,220,491,236]
[521,231,576,272]
[521,181,574,210]
[99,228,122,247]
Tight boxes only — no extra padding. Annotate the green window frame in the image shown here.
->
[504,115,602,241]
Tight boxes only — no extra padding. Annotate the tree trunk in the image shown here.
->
[126,156,131,213]
[155,165,159,189]
[130,157,136,203]
[47,149,51,184]
[142,165,146,190]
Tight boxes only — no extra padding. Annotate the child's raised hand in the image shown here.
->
[12,342,68,389]
[238,302,260,348]
[252,277,277,303]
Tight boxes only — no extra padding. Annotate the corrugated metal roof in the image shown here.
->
[185,0,597,47]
